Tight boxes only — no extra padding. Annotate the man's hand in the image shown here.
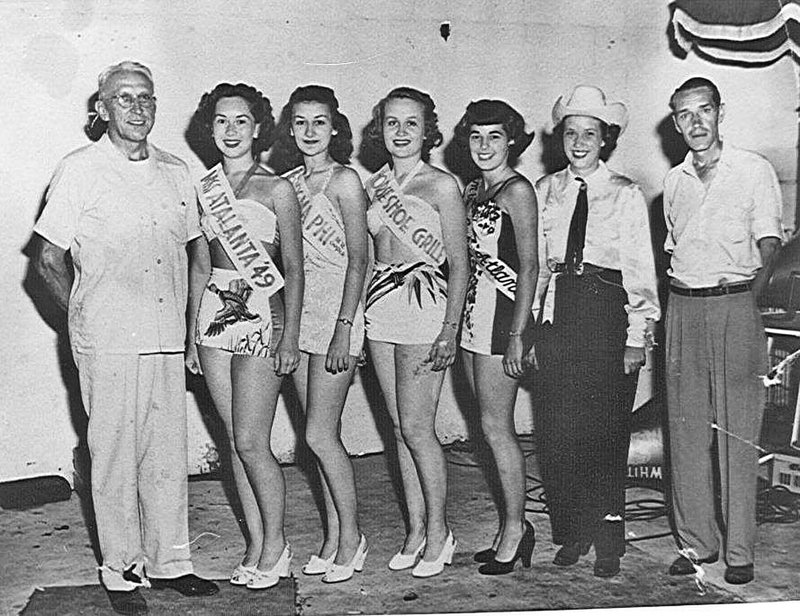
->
[751,236,781,300]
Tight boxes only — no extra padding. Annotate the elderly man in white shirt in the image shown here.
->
[34,61,218,615]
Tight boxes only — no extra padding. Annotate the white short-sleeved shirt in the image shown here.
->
[664,144,783,288]
[34,134,201,354]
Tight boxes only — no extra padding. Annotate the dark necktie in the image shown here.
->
[565,177,588,274]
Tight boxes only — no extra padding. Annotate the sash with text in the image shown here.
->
[284,166,347,267]
[464,181,530,310]
[365,164,446,266]
[197,164,285,311]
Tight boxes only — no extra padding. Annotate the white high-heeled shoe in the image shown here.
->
[411,531,456,578]
[388,538,426,571]
[247,544,292,590]
[229,562,257,586]
[302,552,336,576]
[322,535,368,584]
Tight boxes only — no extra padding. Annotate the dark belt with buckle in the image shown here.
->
[669,280,752,297]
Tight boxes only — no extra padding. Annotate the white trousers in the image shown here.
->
[74,352,193,590]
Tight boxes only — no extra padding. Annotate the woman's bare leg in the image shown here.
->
[473,353,526,561]
[395,343,449,560]
[304,354,361,565]
[293,355,340,561]
[231,355,286,570]
[198,346,263,566]
[462,350,504,552]
[369,340,427,554]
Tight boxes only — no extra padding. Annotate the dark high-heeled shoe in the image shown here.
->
[478,520,535,575]
[473,547,496,563]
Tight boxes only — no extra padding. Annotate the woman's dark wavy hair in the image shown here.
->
[270,85,353,174]
[187,83,274,167]
[553,116,622,161]
[452,99,535,170]
[359,86,443,171]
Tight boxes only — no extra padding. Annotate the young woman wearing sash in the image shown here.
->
[271,85,369,583]
[360,87,468,578]
[453,100,538,575]
[186,83,304,590]
[534,86,660,578]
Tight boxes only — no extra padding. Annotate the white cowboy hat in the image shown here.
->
[552,85,629,133]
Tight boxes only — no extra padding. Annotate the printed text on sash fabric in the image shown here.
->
[368,167,445,265]
[287,168,347,263]
[197,165,284,293]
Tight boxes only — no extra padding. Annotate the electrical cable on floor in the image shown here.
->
[448,431,800,544]
[524,472,671,542]
[446,437,671,542]
[756,485,800,524]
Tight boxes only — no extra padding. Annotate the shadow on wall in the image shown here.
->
[651,112,690,309]
[21,88,118,467]
[84,92,105,142]
[16,87,117,550]
[539,128,569,177]
[441,123,477,188]
[22,213,87,464]
[185,102,221,171]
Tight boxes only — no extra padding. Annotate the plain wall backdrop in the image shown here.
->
[1,0,797,483]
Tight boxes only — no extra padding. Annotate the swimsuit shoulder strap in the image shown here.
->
[398,159,426,191]
[232,161,262,198]
[317,165,336,195]
[489,174,524,201]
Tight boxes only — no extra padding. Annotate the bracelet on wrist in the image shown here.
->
[507,330,523,337]
[442,319,459,330]
[336,317,354,327]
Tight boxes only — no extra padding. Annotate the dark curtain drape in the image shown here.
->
[672,0,800,64]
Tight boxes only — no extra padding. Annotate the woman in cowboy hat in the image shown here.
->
[533,85,660,578]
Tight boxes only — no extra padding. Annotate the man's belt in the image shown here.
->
[670,281,751,297]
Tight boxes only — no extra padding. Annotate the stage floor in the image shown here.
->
[2,446,799,615]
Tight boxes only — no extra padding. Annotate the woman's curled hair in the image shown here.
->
[453,99,534,168]
[270,85,353,174]
[359,86,443,171]
[189,83,274,166]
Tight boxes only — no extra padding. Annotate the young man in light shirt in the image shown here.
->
[663,76,782,586]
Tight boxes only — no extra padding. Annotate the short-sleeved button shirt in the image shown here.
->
[663,144,783,288]
[34,135,201,354]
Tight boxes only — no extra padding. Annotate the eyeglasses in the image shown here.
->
[105,93,157,109]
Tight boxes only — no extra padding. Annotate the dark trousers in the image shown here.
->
[535,272,638,557]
